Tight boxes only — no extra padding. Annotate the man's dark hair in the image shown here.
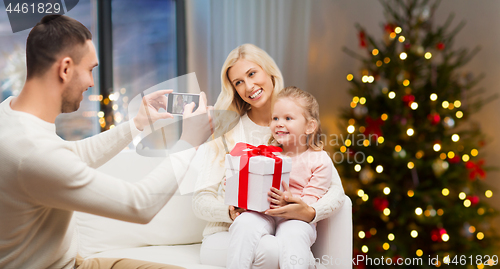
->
[26,15,92,79]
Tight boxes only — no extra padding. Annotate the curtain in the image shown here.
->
[185,0,312,104]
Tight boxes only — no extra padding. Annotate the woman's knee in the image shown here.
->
[230,211,273,233]
[253,235,279,269]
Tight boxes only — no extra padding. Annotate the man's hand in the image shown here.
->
[179,92,213,149]
[229,205,246,221]
[268,180,293,208]
[133,89,173,131]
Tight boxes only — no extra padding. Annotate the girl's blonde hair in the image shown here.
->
[269,86,324,151]
[211,44,284,156]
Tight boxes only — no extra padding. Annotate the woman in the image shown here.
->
[192,44,345,268]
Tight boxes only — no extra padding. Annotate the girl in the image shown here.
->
[226,86,333,269]
[192,44,345,268]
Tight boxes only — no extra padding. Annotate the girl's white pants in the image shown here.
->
[200,211,316,269]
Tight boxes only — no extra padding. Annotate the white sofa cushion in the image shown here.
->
[75,150,207,258]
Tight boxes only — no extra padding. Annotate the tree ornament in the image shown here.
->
[363,116,384,139]
[449,155,461,164]
[468,195,480,206]
[353,105,368,118]
[402,94,415,107]
[436,42,445,50]
[431,228,447,242]
[373,197,389,211]
[432,159,449,177]
[427,112,441,125]
[360,166,375,184]
[466,160,486,180]
[359,30,367,48]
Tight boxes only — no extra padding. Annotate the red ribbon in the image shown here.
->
[229,143,283,209]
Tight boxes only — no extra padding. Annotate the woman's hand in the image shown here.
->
[268,180,293,208]
[229,205,246,221]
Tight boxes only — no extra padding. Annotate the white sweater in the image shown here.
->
[192,114,346,237]
[0,97,196,269]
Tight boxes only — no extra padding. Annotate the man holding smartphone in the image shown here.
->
[0,15,212,269]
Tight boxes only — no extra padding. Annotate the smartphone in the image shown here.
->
[166,93,200,115]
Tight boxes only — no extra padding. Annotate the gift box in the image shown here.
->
[224,143,292,212]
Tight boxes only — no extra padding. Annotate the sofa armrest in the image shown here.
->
[312,195,353,269]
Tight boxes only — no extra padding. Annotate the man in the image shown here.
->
[0,15,212,269]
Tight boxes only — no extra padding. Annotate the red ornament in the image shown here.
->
[431,228,447,242]
[359,30,367,48]
[384,23,395,33]
[427,113,441,125]
[373,197,389,211]
[363,116,384,140]
[449,154,461,164]
[466,160,486,180]
[468,195,480,206]
[354,250,367,269]
[436,42,445,50]
[402,94,415,107]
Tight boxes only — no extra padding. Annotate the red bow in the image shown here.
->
[230,143,283,209]
[465,159,486,180]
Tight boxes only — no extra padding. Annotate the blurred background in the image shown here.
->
[1,0,498,265]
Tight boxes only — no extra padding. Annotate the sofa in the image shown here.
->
[74,150,353,269]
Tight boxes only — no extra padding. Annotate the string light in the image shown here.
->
[362,245,369,253]
[411,230,418,238]
[383,187,391,195]
[485,190,493,198]
[442,188,450,196]
[448,151,455,159]
[442,233,450,242]
[362,194,369,201]
[360,97,367,104]
[388,91,396,99]
[462,154,470,162]
[359,231,366,239]
[430,93,438,101]
[367,156,374,163]
[381,113,388,121]
[433,143,441,152]
[407,128,414,136]
[425,52,432,59]
[398,36,405,42]
[388,233,395,241]
[416,250,423,257]
[376,165,384,173]
[407,190,414,197]
[354,164,361,172]
[395,27,402,33]
[384,57,391,64]
[471,149,479,156]
[390,32,396,39]
[395,145,402,152]
[442,101,449,109]
[408,162,415,169]
[437,209,444,216]
[383,208,391,216]
[346,74,354,81]
[478,208,485,215]
[400,52,408,60]
[403,79,410,86]
[415,207,423,215]
[350,102,356,108]
[340,146,346,153]
[456,111,463,118]
[376,60,383,67]
[372,49,379,56]
[451,134,460,142]
[416,150,424,159]
[454,100,461,107]
[377,136,385,144]
[349,118,355,125]
[411,102,418,110]
[440,153,447,160]
[383,243,390,250]
[477,232,484,240]
[363,140,370,147]
[347,125,355,133]
[345,139,352,146]
[357,189,365,197]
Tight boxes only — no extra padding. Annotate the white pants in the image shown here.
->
[224,211,317,269]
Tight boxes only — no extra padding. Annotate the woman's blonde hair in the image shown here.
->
[211,44,284,156]
[269,86,324,151]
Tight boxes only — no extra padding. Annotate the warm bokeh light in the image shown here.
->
[381,113,388,121]
[464,199,471,207]
[451,134,460,142]
[485,190,493,198]
[388,91,396,99]
[442,101,449,109]
[471,149,479,156]
[372,49,379,56]
[477,232,484,240]
[430,93,438,101]
[383,187,391,195]
[442,188,449,196]
[425,52,432,59]
[383,243,390,250]
[395,145,402,152]
[459,192,466,200]
[367,156,374,163]
[388,233,395,241]
[347,125,355,133]
[415,207,423,215]
[400,52,407,60]
[408,162,415,169]
[346,74,354,81]
[383,208,391,216]
[403,79,410,86]
[407,128,414,136]
[408,190,414,197]
[398,36,405,42]
[354,164,361,172]
[462,154,470,162]
[359,231,366,239]
[362,194,369,202]
[395,27,402,33]
[384,57,391,64]
[362,245,369,253]
[357,189,365,197]
[377,136,385,144]
[416,249,423,257]
[456,111,463,118]
[411,230,418,238]
[376,165,384,173]
[433,143,441,152]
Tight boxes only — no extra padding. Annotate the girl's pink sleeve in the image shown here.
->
[300,151,333,205]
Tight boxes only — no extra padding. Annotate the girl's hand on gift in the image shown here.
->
[229,205,246,221]
[268,180,293,208]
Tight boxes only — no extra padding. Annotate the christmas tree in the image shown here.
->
[337,0,498,268]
